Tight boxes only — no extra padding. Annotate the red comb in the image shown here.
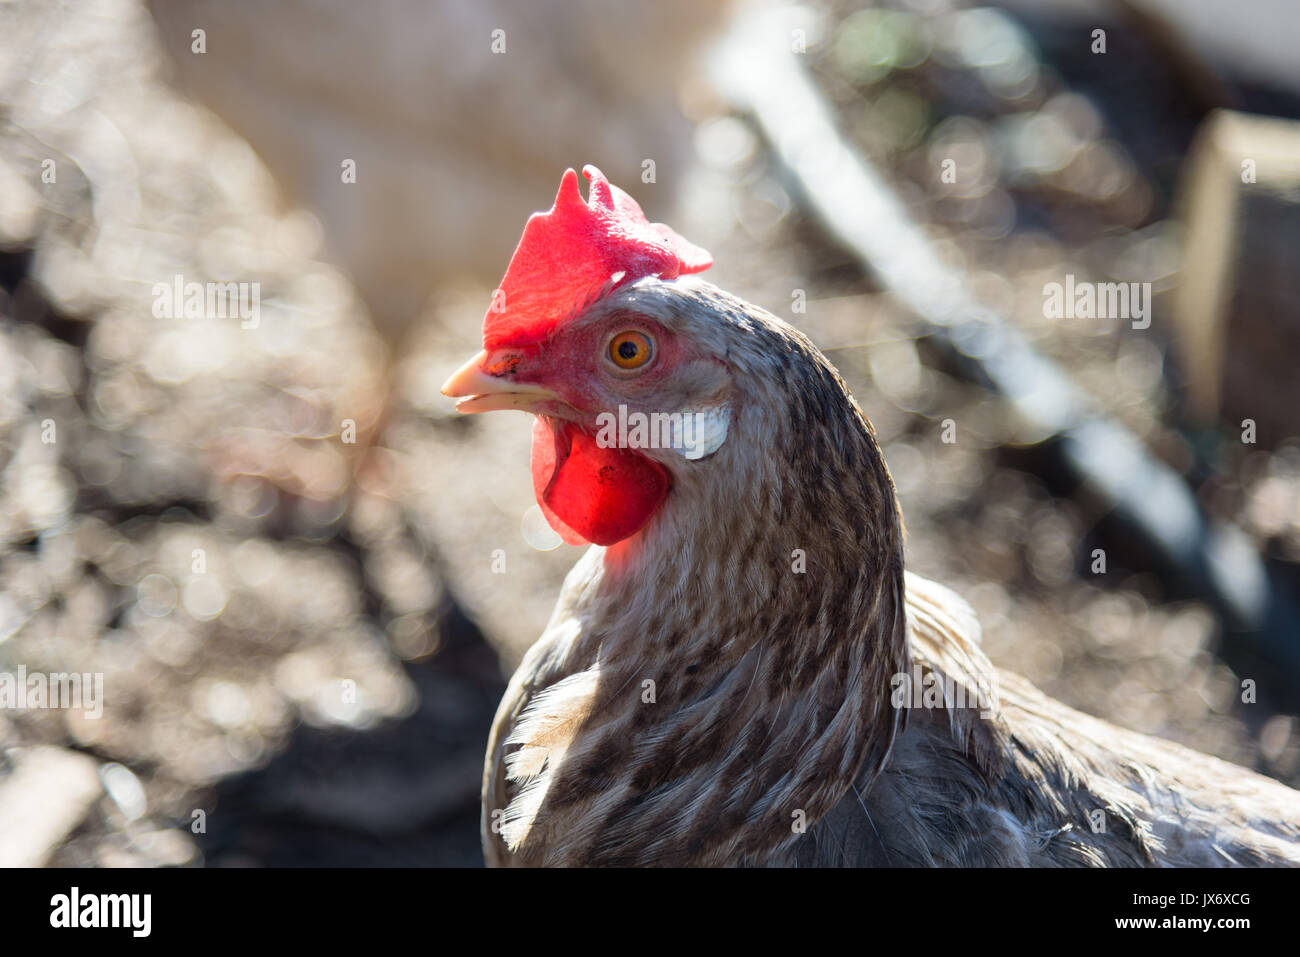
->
[482,165,712,349]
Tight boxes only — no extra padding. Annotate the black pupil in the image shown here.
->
[617,340,640,360]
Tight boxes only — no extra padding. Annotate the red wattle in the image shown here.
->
[530,418,669,547]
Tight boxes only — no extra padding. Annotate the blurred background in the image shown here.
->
[1,0,1298,866]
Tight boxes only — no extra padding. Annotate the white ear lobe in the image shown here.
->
[671,404,730,460]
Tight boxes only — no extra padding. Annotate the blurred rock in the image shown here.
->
[0,746,101,867]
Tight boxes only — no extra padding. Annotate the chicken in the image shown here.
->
[145,0,730,340]
[442,166,1300,867]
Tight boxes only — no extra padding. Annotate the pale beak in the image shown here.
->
[440,349,559,414]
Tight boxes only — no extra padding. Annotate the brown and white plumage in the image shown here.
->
[461,275,1300,867]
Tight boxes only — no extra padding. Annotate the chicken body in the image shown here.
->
[146,0,728,339]
[803,576,1300,866]
[475,277,1300,867]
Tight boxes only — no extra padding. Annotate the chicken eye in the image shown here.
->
[608,331,654,370]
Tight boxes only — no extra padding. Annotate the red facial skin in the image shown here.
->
[499,317,693,547]
[467,165,714,548]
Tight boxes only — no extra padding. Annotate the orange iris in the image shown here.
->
[609,331,654,370]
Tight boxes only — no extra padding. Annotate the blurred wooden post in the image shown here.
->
[1172,110,1300,447]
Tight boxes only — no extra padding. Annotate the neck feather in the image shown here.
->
[505,309,909,865]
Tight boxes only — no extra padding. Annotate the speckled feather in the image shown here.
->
[482,277,1300,867]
